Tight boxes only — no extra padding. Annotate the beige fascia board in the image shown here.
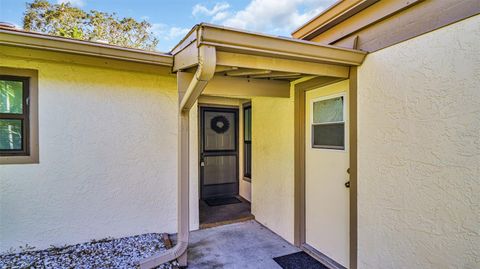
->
[328,0,480,52]
[171,23,366,77]
[198,24,366,66]
[291,0,378,39]
[0,29,173,67]
[0,45,173,76]
[216,51,350,78]
[170,25,199,55]
[173,40,199,72]
[309,0,425,44]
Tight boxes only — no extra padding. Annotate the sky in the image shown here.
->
[0,0,336,52]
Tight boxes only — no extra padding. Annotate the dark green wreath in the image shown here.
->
[211,115,230,133]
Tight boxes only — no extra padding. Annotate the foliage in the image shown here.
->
[23,0,159,51]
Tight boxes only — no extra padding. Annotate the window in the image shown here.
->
[0,76,29,155]
[0,68,38,164]
[243,104,252,179]
[311,95,345,150]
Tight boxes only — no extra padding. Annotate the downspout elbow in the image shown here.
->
[139,240,188,269]
[180,45,216,111]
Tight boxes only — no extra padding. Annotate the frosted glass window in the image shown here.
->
[312,96,345,150]
[313,96,343,123]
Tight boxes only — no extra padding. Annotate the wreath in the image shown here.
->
[211,115,230,134]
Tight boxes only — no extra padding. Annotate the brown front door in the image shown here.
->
[200,107,239,199]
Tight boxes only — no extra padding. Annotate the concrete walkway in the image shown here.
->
[183,220,300,268]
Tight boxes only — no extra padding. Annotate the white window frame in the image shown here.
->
[310,92,347,151]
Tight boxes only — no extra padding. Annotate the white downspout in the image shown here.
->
[139,43,216,269]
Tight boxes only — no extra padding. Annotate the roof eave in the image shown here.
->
[172,23,367,68]
[0,28,173,67]
[291,0,378,40]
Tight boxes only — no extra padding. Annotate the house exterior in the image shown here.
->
[0,1,479,269]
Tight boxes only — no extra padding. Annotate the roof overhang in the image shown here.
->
[0,27,173,67]
[170,23,367,113]
[291,0,379,40]
[172,23,366,76]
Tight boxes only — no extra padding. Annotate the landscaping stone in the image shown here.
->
[0,233,177,269]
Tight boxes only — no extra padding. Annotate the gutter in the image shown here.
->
[139,36,216,269]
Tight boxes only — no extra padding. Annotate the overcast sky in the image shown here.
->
[0,0,336,52]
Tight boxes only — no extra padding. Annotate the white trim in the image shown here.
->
[310,92,348,152]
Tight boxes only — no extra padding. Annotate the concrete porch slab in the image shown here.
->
[179,220,300,268]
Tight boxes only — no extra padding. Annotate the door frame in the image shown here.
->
[294,68,358,269]
[199,105,240,200]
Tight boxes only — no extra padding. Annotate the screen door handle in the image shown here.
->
[345,181,350,188]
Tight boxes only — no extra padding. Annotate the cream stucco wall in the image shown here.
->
[251,88,295,243]
[0,49,178,252]
[357,15,480,269]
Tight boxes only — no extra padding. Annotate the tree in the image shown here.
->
[23,0,159,51]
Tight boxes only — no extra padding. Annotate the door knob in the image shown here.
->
[345,181,350,188]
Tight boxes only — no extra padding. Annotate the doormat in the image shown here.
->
[204,197,242,206]
[273,251,329,269]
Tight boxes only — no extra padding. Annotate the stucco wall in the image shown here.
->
[357,15,480,269]
[0,50,178,252]
[251,89,295,243]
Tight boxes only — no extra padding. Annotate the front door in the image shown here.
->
[305,81,350,268]
[200,107,239,200]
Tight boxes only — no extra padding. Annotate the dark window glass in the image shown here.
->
[0,76,29,155]
[312,123,345,149]
[0,119,23,150]
[244,105,252,179]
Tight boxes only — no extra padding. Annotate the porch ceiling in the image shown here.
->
[171,23,367,81]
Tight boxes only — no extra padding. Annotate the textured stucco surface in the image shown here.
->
[251,89,295,244]
[0,51,178,252]
[357,16,480,269]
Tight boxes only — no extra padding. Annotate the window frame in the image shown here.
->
[310,92,347,151]
[0,75,30,156]
[0,67,38,164]
[243,102,252,180]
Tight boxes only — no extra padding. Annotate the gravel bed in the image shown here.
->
[0,233,177,269]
